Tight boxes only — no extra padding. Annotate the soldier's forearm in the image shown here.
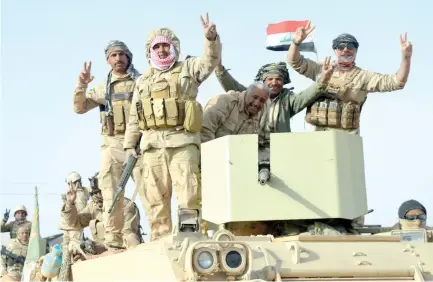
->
[73,83,90,114]
[215,67,246,93]
[291,82,328,114]
[287,42,301,63]
[395,55,411,86]
[189,35,221,84]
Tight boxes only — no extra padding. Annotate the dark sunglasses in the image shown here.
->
[405,214,427,221]
[336,42,356,50]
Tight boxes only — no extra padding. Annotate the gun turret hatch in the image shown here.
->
[201,132,369,225]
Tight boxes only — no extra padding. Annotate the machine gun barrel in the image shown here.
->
[258,168,270,185]
[108,135,141,213]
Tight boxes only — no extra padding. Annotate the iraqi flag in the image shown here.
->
[266,20,316,52]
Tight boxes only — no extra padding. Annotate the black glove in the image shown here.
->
[3,209,10,222]
[15,256,25,264]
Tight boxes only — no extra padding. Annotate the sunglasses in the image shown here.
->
[335,42,356,50]
[405,214,427,221]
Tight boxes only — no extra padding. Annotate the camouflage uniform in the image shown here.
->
[61,197,142,248]
[201,91,260,142]
[0,237,28,280]
[59,187,90,246]
[287,34,406,135]
[124,28,221,241]
[1,206,32,240]
[73,41,142,248]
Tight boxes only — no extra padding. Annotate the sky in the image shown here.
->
[1,0,432,244]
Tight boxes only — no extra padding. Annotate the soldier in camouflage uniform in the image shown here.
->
[73,40,142,249]
[287,21,413,135]
[1,206,31,240]
[59,172,90,248]
[124,13,221,241]
[1,226,29,281]
[204,58,334,143]
[61,174,143,251]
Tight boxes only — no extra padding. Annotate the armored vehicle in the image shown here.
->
[28,131,433,281]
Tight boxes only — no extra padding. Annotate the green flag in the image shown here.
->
[21,186,45,281]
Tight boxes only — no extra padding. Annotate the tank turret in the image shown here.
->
[201,131,368,227]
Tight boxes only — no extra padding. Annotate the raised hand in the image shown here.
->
[294,21,315,44]
[320,56,335,84]
[3,209,10,222]
[78,61,95,85]
[66,188,76,205]
[400,32,412,58]
[201,12,217,41]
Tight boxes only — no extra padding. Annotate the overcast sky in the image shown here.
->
[1,0,432,244]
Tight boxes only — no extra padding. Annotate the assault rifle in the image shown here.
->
[108,134,142,213]
[1,245,25,265]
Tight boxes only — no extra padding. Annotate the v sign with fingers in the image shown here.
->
[201,13,217,41]
[78,61,95,85]
[400,32,412,58]
[320,56,335,84]
[294,21,315,44]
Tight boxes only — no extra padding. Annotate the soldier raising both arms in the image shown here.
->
[287,21,412,135]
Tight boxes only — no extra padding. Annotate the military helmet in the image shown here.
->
[13,205,27,215]
[66,172,82,184]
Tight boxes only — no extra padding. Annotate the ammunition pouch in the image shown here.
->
[100,111,114,136]
[100,92,133,136]
[136,97,203,132]
[305,67,362,130]
[305,98,361,130]
[184,100,203,133]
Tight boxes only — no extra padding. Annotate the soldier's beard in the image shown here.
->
[336,55,355,71]
[399,219,426,229]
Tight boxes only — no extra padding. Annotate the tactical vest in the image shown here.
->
[135,62,203,133]
[100,78,135,136]
[305,67,363,130]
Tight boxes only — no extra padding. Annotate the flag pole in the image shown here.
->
[21,186,45,282]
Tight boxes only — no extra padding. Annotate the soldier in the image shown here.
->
[392,199,430,230]
[59,172,90,248]
[61,179,142,251]
[123,12,221,241]
[287,21,412,135]
[73,40,142,249]
[202,58,334,143]
[1,206,31,240]
[0,226,29,281]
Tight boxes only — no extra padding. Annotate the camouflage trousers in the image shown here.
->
[122,201,142,248]
[99,135,142,248]
[139,144,201,241]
